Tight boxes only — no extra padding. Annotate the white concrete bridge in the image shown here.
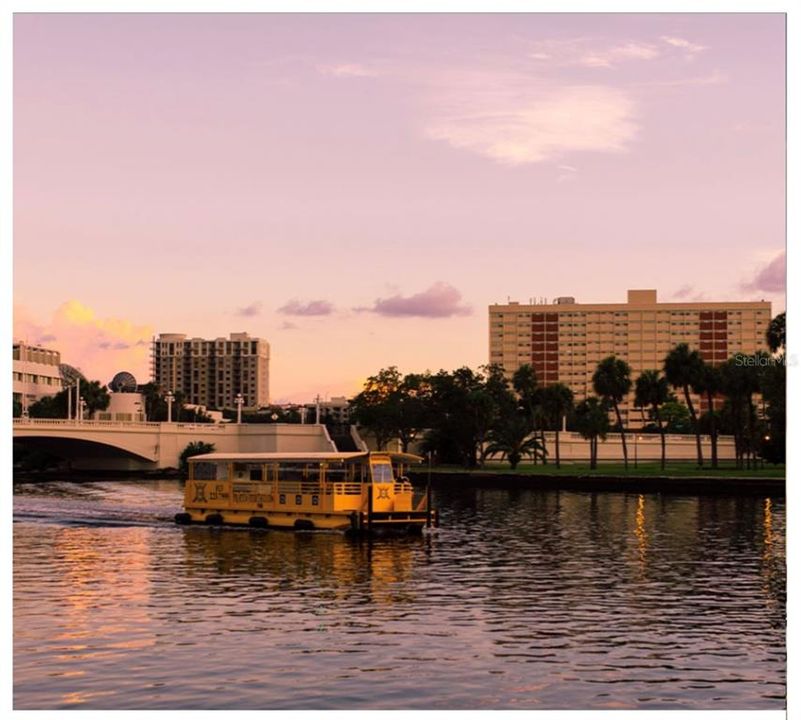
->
[12,418,340,471]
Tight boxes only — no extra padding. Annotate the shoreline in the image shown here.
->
[408,469,785,497]
[13,468,785,497]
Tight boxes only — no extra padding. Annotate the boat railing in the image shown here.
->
[275,481,328,495]
[393,481,413,494]
[331,482,363,496]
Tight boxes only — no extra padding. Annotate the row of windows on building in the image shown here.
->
[156,342,264,355]
[13,372,62,386]
[492,309,769,319]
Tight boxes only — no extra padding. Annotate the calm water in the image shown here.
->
[13,480,785,710]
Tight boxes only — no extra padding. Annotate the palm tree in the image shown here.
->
[719,355,760,469]
[592,356,633,469]
[574,397,610,469]
[634,370,670,470]
[541,383,574,468]
[512,364,542,464]
[485,413,546,470]
[693,362,723,468]
[766,312,785,354]
[664,343,704,467]
[512,364,538,424]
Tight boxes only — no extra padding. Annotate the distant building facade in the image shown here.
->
[13,342,64,412]
[303,396,352,425]
[489,289,772,427]
[151,332,270,410]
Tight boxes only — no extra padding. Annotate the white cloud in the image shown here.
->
[579,42,660,68]
[424,75,638,165]
[634,70,727,88]
[661,36,707,54]
[318,63,379,78]
[556,164,579,183]
[529,38,660,68]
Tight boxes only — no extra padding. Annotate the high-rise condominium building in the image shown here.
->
[489,289,772,426]
[151,332,270,410]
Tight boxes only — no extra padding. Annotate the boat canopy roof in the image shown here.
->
[188,451,424,464]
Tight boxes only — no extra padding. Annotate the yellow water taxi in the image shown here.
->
[174,451,437,534]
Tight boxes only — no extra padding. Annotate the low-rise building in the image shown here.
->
[13,342,64,413]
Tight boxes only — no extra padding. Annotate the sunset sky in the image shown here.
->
[13,12,786,402]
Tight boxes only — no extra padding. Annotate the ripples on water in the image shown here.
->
[13,480,785,710]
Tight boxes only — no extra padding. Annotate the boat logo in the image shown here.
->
[192,483,208,503]
[376,487,390,500]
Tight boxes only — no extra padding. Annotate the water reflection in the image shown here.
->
[634,494,648,572]
[13,480,785,710]
[178,527,420,605]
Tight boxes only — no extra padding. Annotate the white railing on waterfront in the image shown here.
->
[12,418,231,431]
[14,418,162,428]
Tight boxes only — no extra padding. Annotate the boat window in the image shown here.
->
[325,461,348,483]
[347,463,365,483]
[192,461,220,480]
[228,462,264,481]
[371,463,394,483]
[304,464,321,484]
[278,463,305,482]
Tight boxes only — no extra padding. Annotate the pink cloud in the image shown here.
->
[362,282,472,318]
[278,299,334,316]
[742,251,785,293]
[236,301,263,317]
[13,300,153,383]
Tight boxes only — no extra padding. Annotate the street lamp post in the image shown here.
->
[79,398,87,423]
[235,393,244,424]
[166,390,175,423]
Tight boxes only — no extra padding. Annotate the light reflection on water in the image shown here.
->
[13,480,785,710]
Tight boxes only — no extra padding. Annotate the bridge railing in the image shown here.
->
[12,418,231,431]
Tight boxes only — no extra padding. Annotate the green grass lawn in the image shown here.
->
[426,462,786,479]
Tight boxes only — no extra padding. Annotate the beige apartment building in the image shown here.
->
[489,289,772,427]
[13,341,64,413]
[151,332,270,410]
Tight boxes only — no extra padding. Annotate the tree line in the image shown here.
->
[349,313,786,471]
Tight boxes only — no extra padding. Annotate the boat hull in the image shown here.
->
[174,508,437,534]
